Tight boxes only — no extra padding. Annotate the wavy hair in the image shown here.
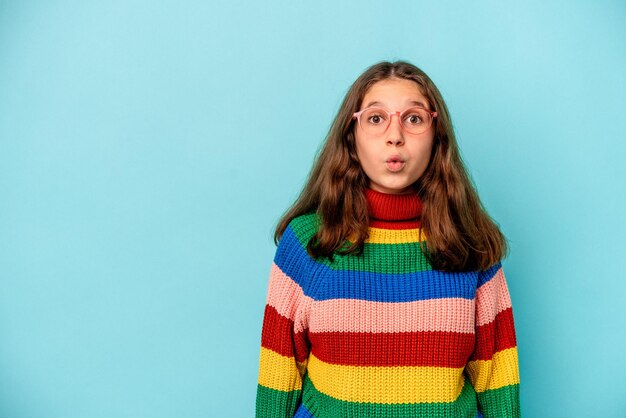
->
[273,60,507,272]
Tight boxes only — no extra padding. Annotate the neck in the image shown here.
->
[364,187,422,229]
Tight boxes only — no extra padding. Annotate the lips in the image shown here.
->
[386,155,406,172]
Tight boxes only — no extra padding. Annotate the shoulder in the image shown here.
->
[477,260,505,288]
[276,212,320,255]
[274,212,325,297]
[274,212,320,270]
[284,212,321,243]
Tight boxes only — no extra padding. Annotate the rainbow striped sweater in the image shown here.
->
[256,188,521,417]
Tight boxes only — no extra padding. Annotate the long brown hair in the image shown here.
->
[273,60,508,272]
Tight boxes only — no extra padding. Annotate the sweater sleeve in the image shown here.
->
[255,224,314,418]
[465,262,521,418]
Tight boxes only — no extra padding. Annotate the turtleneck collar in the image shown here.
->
[364,187,423,229]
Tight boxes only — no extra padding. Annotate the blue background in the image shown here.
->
[1,1,625,417]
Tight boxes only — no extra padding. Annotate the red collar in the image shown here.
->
[364,187,422,229]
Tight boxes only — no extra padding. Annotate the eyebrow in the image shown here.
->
[364,100,429,110]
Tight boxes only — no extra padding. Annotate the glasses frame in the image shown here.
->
[352,106,438,136]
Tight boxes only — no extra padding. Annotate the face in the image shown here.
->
[354,77,435,194]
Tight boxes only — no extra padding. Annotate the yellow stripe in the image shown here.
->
[363,227,427,244]
[257,347,307,392]
[307,352,465,403]
[464,347,520,392]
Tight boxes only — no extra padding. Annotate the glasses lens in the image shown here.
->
[360,108,389,135]
[401,107,432,134]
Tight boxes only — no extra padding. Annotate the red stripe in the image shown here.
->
[470,307,517,361]
[309,330,474,367]
[369,219,422,229]
[262,304,517,366]
[260,304,310,363]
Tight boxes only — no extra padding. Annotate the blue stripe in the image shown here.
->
[294,403,314,417]
[275,225,479,302]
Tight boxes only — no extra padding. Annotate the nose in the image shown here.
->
[386,113,404,146]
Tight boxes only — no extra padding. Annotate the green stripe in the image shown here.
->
[300,373,478,417]
[328,241,432,273]
[476,384,521,418]
[289,213,433,274]
[255,385,302,418]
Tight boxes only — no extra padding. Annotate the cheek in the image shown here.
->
[354,136,365,161]
[355,139,377,171]
[417,138,435,163]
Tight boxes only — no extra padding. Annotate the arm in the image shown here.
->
[255,226,313,418]
[465,262,521,418]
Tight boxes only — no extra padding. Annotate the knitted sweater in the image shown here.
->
[256,188,521,418]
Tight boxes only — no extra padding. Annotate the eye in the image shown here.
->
[361,108,389,125]
[404,109,426,125]
[367,112,386,124]
[369,115,381,124]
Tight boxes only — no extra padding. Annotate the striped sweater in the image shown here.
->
[256,188,521,417]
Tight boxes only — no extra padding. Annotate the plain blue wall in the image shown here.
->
[1,1,624,417]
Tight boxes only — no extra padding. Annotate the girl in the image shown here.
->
[255,61,521,418]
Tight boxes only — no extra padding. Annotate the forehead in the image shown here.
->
[361,78,430,109]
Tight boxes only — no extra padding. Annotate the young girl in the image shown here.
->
[255,61,521,418]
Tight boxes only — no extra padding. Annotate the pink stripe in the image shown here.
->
[265,263,314,334]
[309,297,475,333]
[476,267,513,326]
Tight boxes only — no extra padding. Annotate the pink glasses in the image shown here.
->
[352,106,438,136]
